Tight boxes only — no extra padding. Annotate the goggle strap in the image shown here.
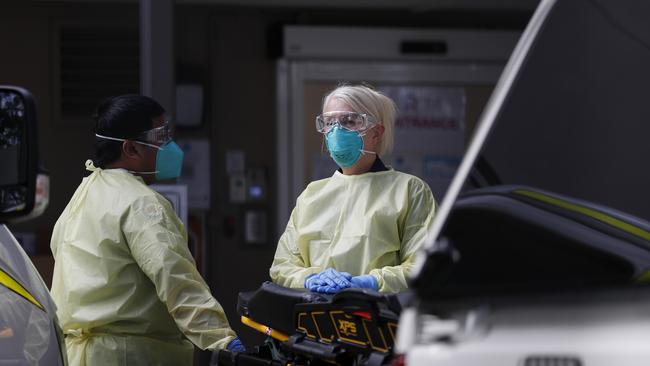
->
[95,133,124,143]
[94,134,160,175]
[95,134,161,150]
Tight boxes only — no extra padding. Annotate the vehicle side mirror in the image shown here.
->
[0,86,38,223]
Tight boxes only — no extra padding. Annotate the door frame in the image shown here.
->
[276,28,520,236]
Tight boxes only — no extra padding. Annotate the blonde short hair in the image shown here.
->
[322,84,397,155]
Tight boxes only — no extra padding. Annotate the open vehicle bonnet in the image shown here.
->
[411,0,650,298]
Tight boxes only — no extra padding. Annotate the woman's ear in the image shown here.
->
[373,124,385,142]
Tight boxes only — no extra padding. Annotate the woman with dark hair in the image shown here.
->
[50,95,244,366]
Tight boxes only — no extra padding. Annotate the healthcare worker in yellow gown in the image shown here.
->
[270,84,436,294]
[50,95,244,366]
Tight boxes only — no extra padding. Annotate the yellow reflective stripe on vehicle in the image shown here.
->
[0,268,45,311]
[636,269,650,283]
[241,316,289,342]
[513,190,650,242]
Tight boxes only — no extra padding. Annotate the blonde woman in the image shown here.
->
[270,84,436,293]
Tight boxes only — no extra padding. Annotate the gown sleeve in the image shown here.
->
[123,194,237,350]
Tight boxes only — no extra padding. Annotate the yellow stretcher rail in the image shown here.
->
[241,316,289,342]
[0,268,45,311]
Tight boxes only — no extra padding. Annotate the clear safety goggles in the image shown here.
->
[315,111,377,134]
[137,121,173,144]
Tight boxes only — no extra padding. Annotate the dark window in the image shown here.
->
[58,26,139,120]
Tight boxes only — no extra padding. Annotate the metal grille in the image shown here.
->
[58,26,139,119]
[523,356,583,366]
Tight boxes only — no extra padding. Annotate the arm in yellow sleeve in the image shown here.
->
[269,206,320,289]
[124,195,236,350]
[370,179,437,293]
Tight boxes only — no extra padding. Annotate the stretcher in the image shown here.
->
[212,282,408,366]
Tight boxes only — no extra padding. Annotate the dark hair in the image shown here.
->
[92,95,165,168]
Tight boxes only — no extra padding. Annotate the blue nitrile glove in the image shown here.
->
[350,275,379,291]
[305,274,339,293]
[320,268,352,288]
[227,337,246,353]
[305,268,352,293]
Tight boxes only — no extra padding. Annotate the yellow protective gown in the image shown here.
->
[50,161,236,366]
[270,169,436,293]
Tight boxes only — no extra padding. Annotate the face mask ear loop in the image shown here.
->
[357,126,377,156]
[130,141,161,175]
[128,169,157,175]
[135,141,162,150]
[358,124,377,138]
